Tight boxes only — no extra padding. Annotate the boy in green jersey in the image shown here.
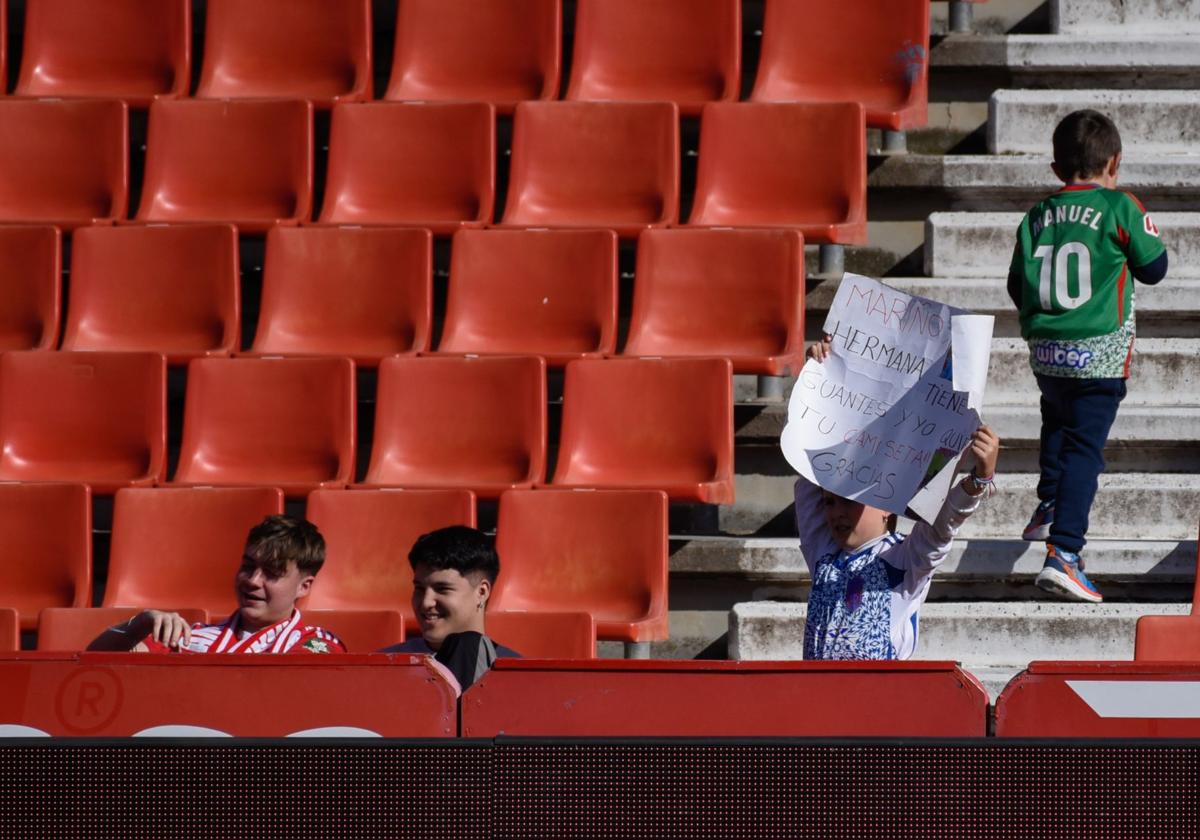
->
[1008,110,1168,603]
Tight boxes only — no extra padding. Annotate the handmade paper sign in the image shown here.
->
[780,274,994,523]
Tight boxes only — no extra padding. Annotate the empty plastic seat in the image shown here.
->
[136,99,313,233]
[37,606,209,651]
[0,483,91,631]
[361,356,546,499]
[566,0,739,117]
[386,0,560,114]
[688,102,867,245]
[500,102,679,239]
[0,352,166,493]
[250,226,432,367]
[195,0,371,108]
[437,228,618,367]
[491,489,668,643]
[305,488,476,629]
[623,228,806,376]
[319,102,494,234]
[551,357,734,503]
[0,225,60,352]
[485,611,597,659]
[302,609,404,653]
[172,357,356,497]
[61,224,239,364]
[0,608,17,652]
[751,0,930,131]
[14,0,190,106]
[0,99,128,230]
[102,486,284,616]
[1135,528,1200,660]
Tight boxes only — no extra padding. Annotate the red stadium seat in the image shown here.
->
[688,102,867,245]
[250,226,432,367]
[565,0,740,117]
[0,483,91,631]
[491,489,669,644]
[172,357,356,497]
[499,102,679,239]
[550,357,734,503]
[195,0,371,108]
[319,102,494,234]
[14,0,190,106]
[37,606,209,651]
[102,486,284,616]
[136,99,313,233]
[0,608,18,652]
[486,611,597,659]
[0,225,60,352]
[302,609,405,653]
[361,356,547,499]
[0,352,166,493]
[386,0,560,114]
[623,228,806,376]
[304,488,476,629]
[61,224,239,364]
[1135,525,1200,660]
[751,0,930,132]
[0,99,128,230]
[436,228,618,367]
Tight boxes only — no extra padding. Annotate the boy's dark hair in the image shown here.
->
[244,514,326,577]
[1052,109,1122,181]
[408,525,500,584]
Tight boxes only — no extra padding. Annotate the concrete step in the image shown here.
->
[925,211,1196,278]
[730,601,1194,699]
[989,90,1200,155]
[1052,0,1200,34]
[868,154,1200,211]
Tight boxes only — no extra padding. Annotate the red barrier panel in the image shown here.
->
[461,660,988,737]
[0,654,456,738]
[995,661,1200,738]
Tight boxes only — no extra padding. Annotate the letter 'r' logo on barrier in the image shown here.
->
[55,667,124,734]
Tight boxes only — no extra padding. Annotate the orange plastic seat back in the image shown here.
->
[0,99,128,230]
[501,101,679,238]
[0,483,91,631]
[62,224,239,363]
[252,226,432,367]
[491,489,668,642]
[102,486,284,616]
[37,606,209,651]
[137,99,313,233]
[438,228,618,367]
[386,0,560,114]
[1134,525,1200,660]
[0,225,60,351]
[301,609,404,653]
[0,352,166,493]
[485,611,597,659]
[624,228,805,376]
[173,357,356,496]
[553,357,734,503]
[363,356,547,499]
[196,0,371,107]
[320,102,494,234]
[15,0,190,105]
[0,608,17,651]
[689,102,867,245]
[566,0,739,117]
[751,0,929,131]
[304,488,476,627]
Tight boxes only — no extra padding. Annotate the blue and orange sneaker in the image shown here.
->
[1036,544,1103,603]
[1022,499,1055,541]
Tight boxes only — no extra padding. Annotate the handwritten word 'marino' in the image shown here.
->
[846,282,945,338]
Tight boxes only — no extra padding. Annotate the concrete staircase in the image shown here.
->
[657,0,1200,695]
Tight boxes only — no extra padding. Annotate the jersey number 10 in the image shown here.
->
[1034,242,1092,310]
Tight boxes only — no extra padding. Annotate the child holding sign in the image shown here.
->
[797,338,1000,660]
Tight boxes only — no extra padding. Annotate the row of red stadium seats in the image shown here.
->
[0,352,735,500]
[0,0,929,128]
[0,98,867,242]
[0,483,667,642]
[0,224,806,374]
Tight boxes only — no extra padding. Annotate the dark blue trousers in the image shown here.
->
[1035,374,1126,554]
